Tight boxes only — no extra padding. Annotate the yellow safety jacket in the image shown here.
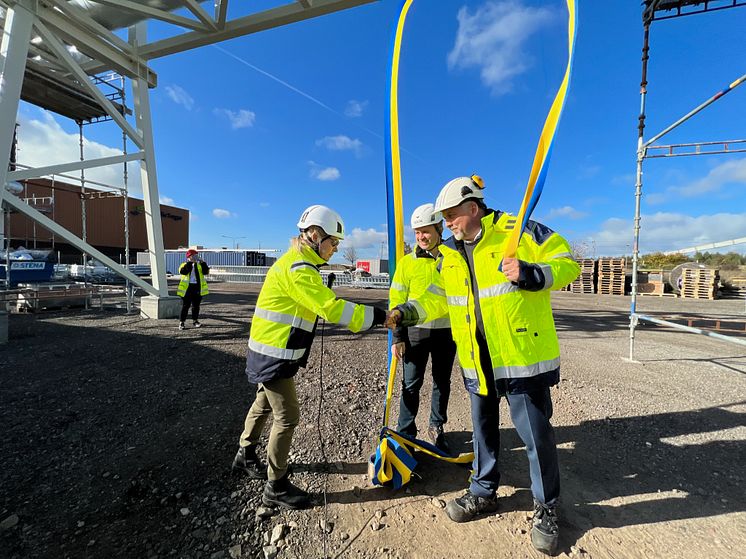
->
[397,210,579,396]
[389,248,450,344]
[177,261,209,297]
[246,243,375,384]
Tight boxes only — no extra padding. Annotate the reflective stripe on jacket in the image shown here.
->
[246,244,375,384]
[177,262,209,297]
[389,248,450,344]
[398,210,579,396]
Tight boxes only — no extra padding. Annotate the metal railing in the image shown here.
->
[207,266,390,289]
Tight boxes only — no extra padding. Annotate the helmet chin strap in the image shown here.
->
[302,230,324,259]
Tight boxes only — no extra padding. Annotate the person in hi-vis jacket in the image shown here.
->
[389,203,456,453]
[232,205,387,510]
[385,176,579,556]
[176,248,209,330]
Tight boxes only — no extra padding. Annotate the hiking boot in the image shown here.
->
[445,490,498,523]
[231,446,267,480]
[428,424,451,454]
[193,321,202,328]
[262,474,311,510]
[531,500,559,556]
[178,322,185,330]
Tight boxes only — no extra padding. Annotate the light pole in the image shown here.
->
[221,235,247,249]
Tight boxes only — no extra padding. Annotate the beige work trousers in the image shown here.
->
[239,377,300,481]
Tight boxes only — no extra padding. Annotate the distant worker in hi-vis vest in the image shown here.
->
[232,205,387,510]
[177,248,209,330]
[389,203,456,453]
[385,176,580,555]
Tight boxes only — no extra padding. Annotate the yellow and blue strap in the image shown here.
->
[383,0,414,429]
[504,0,577,259]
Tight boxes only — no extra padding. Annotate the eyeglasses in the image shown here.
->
[323,236,340,247]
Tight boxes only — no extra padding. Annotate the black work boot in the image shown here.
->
[262,474,311,510]
[231,446,267,480]
[531,499,559,556]
[445,490,498,523]
[427,424,451,455]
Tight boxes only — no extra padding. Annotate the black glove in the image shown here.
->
[372,306,387,327]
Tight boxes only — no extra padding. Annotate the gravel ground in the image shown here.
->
[1,284,744,559]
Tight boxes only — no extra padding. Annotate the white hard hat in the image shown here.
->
[433,175,485,213]
[297,205,345,239]
[4,181,23,195]
[410,203,442,230]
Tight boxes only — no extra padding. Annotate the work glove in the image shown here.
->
[372,306,387,327]
[384,309,402,329]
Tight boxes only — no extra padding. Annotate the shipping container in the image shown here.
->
[158,249,281,275]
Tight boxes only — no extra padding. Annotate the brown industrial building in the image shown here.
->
[6,178,189,263]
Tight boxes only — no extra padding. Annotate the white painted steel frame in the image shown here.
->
[628,12,746,361]
[0,0,35,289]
[1,0,376,307]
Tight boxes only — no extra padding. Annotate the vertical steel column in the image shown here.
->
[0,0,34,292]
[629,23,651,361]
[122,84,132,312]
[78,122,88,284]
[129,23,168,297]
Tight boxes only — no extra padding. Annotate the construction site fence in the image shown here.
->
[206,266,391,289]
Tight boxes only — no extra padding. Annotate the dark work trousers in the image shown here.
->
[469,374,560,506]
[180,283,202,323]
[396,327,457,437]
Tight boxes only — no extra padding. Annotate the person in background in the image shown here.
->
[177,248,209,330]
[385,176,579,555]
[232,205,387,510]
[389,203,456,452]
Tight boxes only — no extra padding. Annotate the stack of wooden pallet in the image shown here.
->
[598,258,626,295]
[680,268,719,299]
[567,259,595,294]
[720,277,746,300]
[636,270,666,296]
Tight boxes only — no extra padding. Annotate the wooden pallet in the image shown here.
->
[637,281,665,295]
[679,267,719,299]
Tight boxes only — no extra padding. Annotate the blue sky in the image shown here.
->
[16,0,746,260]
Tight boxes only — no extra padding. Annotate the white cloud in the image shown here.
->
[344,99,369,118]
[545,206,588,220]
[644,158,746,205]
[212,208,236,219]
[214,108,256,129]
[259,202,270,208]
[447,0,554,95]
[315,167,340,181]
[315,135,363,156]
[673,158,746,197]
[342,227,388,250]
[645,192,667,205]
[160,196,175,205]
[16,110,142,193]
[165,85,194,110]
[190,212,198,222]
[308,161,341,181]
[591,211,746,255]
